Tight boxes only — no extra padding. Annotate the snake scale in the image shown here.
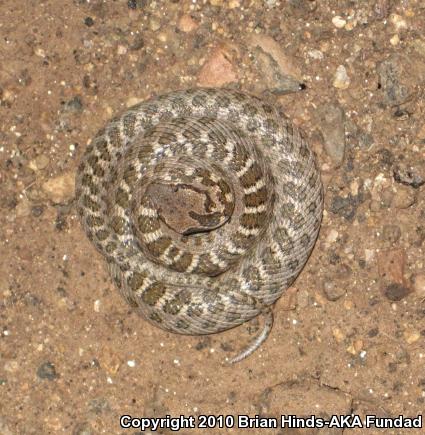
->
[75,87,323,363]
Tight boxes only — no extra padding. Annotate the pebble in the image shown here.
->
[325,229,339,246]
[364,248,375,264]
[393,163,424,189]
[117,45,127,55]
[31,205,45,217]
[72,422,93,435]
[88,398,111,415]
[404,330,421,344]
[130,35,144,51]
[332,327,345,343]
[390,34,400,46]
[149,18,161,32]
[380,187,394,208]
[392,185,416,209]
[178,14,199,33]
[15,199,32,218]
[84,17,94,27]
[126,97,143,107]
[330,194,359,221]
[63,96,83,113]
[377,248,406,286]
[384,282,410,301]
[247,34,303,94]
[4,360,19,373]
[390,13,408,31]
[42,172,75,204]
[318,103,345,165]
[297,289,309,308]
[377,148,395,167]
[277,286,298,311]
[332,16,347,29]
[344,299,353,310]
[368,327,379,338]
[198,45,238,87]
[377,57,409,106]
[37,361,58,380]
[29,154,50,171]
[381,224,401,244]
[333,65,350,89]
[307,49,324,60]
[412,273,425,298]
[374,0,390,19]
[35,47,46,58]
[323,280,345,301]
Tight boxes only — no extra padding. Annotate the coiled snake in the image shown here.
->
[75,88,323,363]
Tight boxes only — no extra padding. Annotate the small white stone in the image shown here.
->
[364,249,375,263]
[35,47,46,57]
[117,45,127,55]
[390,14,407,31]
[350,180,359,196]
[390,34,400,46]
[332,16,347,29]
[325,229,339,245]
[126,97,143,107]
[307,49,324,60]
[94,300,101,312]
[127,360,136,367]
[333,65,350,89]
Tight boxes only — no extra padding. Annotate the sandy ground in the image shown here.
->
[1,1,425,434]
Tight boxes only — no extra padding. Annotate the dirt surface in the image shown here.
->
[1,1,425,434]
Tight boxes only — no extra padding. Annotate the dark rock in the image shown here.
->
[127,0,147,9]
[24,293,42,306]
[393,163,425,188]
[130,36,145,51]
[376,148,395,167]
[17,69,32,87]
[377,56,410,106]
[31,205,44,217]
[393,107,410,120]
[330,194,361,221]
[368,327,379,338]
[384,283,410,301]
[63,96,84,113]
[56,286,67,297]
[37,362,58,380]
[84,17,94,27]
[195,337,212,350]
[55,213,68,231]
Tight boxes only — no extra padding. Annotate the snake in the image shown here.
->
[75,87,323,363]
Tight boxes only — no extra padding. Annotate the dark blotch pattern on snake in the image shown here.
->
[75,88,323,363]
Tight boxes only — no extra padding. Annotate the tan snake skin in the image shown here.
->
[75,88,323,362]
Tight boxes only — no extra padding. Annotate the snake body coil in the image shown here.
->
[75,88,323,361]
